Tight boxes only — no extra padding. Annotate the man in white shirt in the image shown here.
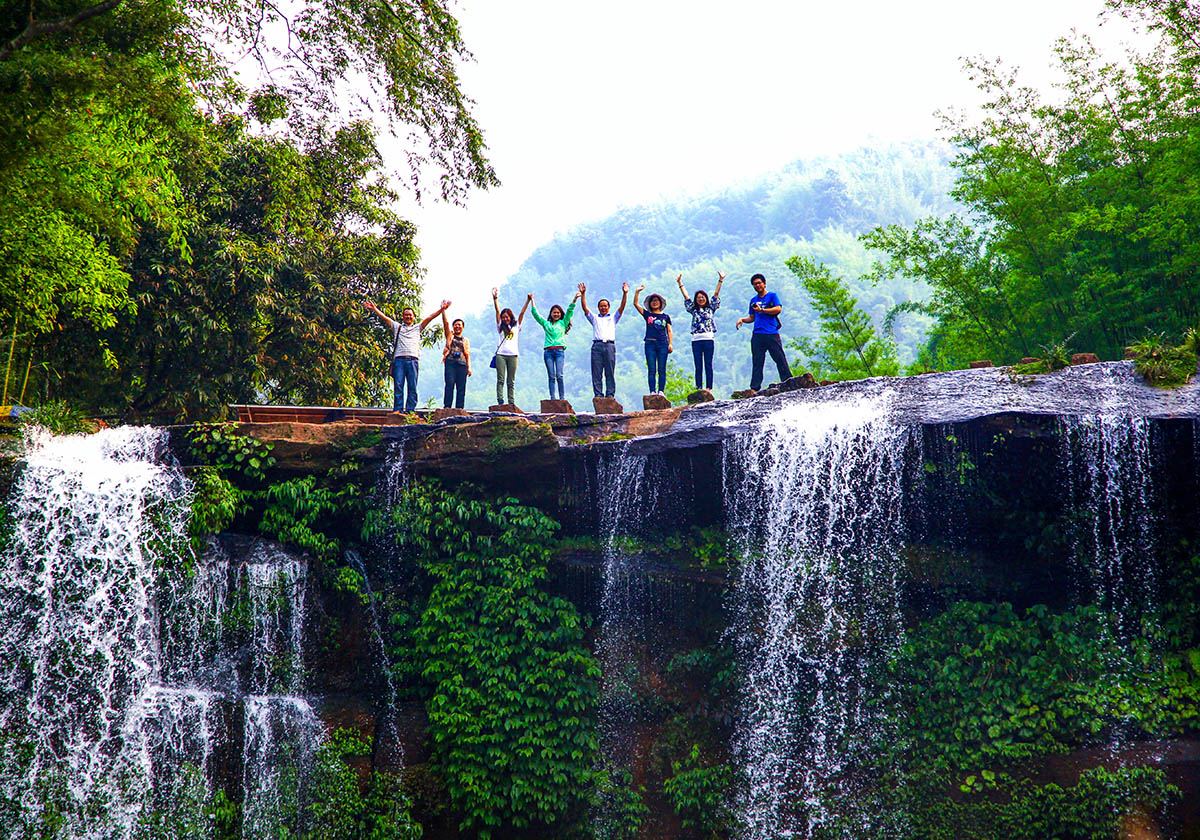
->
[578,282,629,399]
[364,299,450,412]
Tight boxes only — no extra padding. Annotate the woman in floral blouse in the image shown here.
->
[677,271,724,391]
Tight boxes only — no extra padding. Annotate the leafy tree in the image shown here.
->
[43,113,423,419]
[2,0,496,410]
[785,256,899,381]
[867,6,1200,367]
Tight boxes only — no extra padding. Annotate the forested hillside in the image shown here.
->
[454,142,958,409]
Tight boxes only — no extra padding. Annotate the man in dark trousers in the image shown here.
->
[735,273,791,391]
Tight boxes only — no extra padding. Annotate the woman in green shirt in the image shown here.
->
[529,292,578,400]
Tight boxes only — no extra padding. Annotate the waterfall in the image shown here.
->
[723,394,916,840]
[0,427,329,840]
[0,426,191,839]
[594,445,649,768]
[1059,415,1157,621]
[241,695,323,839]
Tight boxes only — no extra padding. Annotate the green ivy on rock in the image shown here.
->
[393,480,600,838]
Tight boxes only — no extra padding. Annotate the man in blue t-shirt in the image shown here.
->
[735,273,792,391]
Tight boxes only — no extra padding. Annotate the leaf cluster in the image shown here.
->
[888,601,1200,777]
[391,480,600,838]
[662,745,739,840]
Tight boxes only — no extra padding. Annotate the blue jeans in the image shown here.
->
[392,356,418,411]
[692,339,715,389]
[644,341,668,393]
[543,347,565,399]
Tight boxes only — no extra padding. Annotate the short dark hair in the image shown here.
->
[750,273,766,284]
[452,318,464,328]
[598,298,611,308]
[401,306,416,316]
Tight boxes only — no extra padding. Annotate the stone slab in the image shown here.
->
[686,389,714,404]
[592,397,623,414]
[540,399,574,414]
[431,408,469,421]
[489,403,523,414]
[642,394,672,411]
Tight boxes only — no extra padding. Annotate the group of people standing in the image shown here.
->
[365,272,793,412]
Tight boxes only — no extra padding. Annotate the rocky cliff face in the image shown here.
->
[161,361,1200,838]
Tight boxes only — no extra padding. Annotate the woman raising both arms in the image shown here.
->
[677,271,724,392]
[491,288,530,407]
[632,286,673,395]
[528,291,578,400]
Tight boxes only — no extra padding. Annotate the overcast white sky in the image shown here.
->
[387,0,1140,312]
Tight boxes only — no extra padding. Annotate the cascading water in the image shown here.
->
[594,445,649,768]
[241,695,323,839]
[722,394,916,840]
[0,427,329,840]
[1059,415,1157,620]
[0,426,192,838]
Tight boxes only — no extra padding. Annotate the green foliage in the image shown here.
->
[1127,330,1198,387]
[393,481,600,838]
[186,466,242,552]
[258,476,359,565]
[866,8,1200,367]
[890,601,1200,775]
[662,745,738,840]
[14,400,95,435]
[184,424,276,483]
[592,766,649,840]
[785,255,899,381]
[903,766,1177,840]
[1009,339,1074,376]
[304,729,422,840]
[664,359,694,405]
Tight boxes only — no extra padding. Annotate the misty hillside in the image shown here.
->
[448,140,958,409]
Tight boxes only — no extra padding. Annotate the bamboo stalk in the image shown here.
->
[18,346,34,406]
[2,314,16,405]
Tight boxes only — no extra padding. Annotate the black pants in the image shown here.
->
[590,341,617,397]
[443,361,467,408]
[750,332,791,390]
[692,339,714,389]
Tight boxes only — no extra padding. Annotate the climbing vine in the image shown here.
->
[392,480,600,838]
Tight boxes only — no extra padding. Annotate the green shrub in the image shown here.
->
[1010,339,1073,376]
[592,766,649,840]
[187,467,242,552]
[905,766,1177,840]
[304,730,422,840]
[15,400,96,435]
[662,745,738,840]
[890,602,1200,775]
[1127,331,1198,387]
[395,481,600,838]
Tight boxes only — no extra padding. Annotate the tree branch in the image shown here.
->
[1,0,122,61]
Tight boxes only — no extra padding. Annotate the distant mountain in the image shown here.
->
[442,140,959,410]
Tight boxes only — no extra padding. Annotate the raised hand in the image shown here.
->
[578,282,586,293]
[491,287,498,298]
[636,284,646,292]
[527,292,534,301]
[718,271,726,281]
[441,299,452,310]
[676,274,683,285]
[622,282,630,292]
